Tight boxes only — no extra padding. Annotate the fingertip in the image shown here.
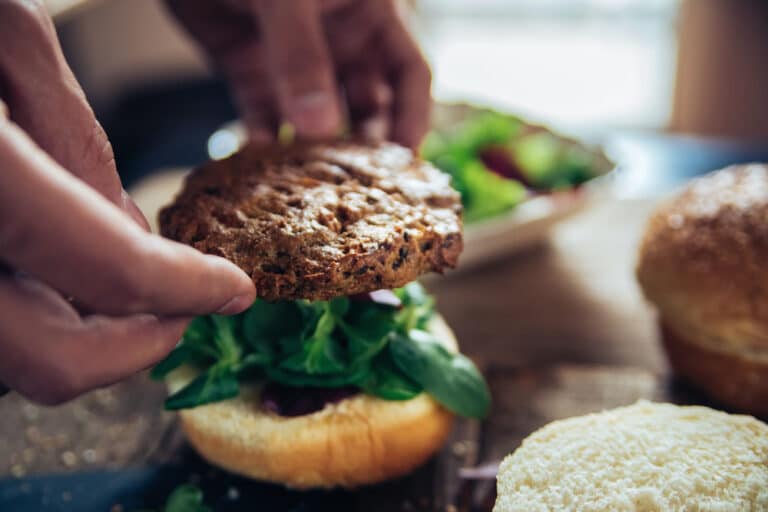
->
[393,127,425,150]
[287,91,342,139]
[360,116,389,144]
[394,103,431,149]
[204,255,256,313]
[216,294,255,315]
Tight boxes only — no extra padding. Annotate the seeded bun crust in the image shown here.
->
[167,316,457,489]
[159,142,463,301]
[494,401,768,512]
[637,164,768,416]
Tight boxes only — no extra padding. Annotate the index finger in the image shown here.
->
[377,2,432,148]
[0,117,255,317]
[254,0,343,139]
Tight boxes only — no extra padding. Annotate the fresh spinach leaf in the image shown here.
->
[153,285,491,418]
[329,296,350,316]
[339,313,392,362]
[181,317,219,360]
[151,316,221,380]
[278,337,346,375]
[243,301,301,344]
[183,317,214,345]
[396,282,430,306]
[163,484,210,512]
[150,345,190,380]
[164,366,239,410]
[234,352,271,377]
[389,330,491,418]
[394,282,435,331]
[209,315,241,364]
[279,303,345,375]
[363,351,422,400]
[266,364,369,388]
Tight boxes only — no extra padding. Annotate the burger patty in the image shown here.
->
[159,141,463,301]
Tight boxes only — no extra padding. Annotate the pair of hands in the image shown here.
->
[0,0,431,404]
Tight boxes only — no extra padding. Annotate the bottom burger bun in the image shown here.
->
[166,315,458,489]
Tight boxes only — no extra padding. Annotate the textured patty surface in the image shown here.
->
[159,142,463,300]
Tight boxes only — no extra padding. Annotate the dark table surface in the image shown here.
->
[2,130,767,511]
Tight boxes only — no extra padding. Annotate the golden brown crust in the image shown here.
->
[637,164,768,359]
[179,394,453,489]
[169,316,458,488]
[159,142,463,301]
[661,322,768,418]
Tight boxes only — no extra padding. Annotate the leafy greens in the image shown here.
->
[421,110,602,222]
[158,484,211,512]
[152,283,490,419]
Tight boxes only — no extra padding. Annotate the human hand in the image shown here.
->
[0,1,256,405]
[166,0,431,148]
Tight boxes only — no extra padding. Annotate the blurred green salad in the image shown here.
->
[421,110,610,223]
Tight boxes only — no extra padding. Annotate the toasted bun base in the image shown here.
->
[494,401,768,511]
[167,315,457,489]
[661,322,768,418]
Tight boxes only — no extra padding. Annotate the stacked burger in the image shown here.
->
[152,142,490,488]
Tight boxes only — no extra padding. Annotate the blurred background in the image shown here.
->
[47,0,768,190]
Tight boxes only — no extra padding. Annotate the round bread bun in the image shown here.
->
[494,401,768,511]
[166,315,457,489]
[637,164,768,416]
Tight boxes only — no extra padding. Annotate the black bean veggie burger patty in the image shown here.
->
[159,141,463,301]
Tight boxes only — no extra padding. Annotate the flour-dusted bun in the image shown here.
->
[494,401,768,512]
[167,316,457,489]
[637,164,768,416]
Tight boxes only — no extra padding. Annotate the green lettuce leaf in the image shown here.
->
[164,366,239,411]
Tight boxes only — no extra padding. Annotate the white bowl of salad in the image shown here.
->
[422,103,615,270]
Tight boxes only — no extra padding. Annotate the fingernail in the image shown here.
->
[361,117,388,143]
[121,190,151,231]
[288,91,340,138]
[216,294,253,315]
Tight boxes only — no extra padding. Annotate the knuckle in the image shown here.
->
[81,121,117,175]
[0,0,46,20]
[276,55,331,92]
[0,0,50,38]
